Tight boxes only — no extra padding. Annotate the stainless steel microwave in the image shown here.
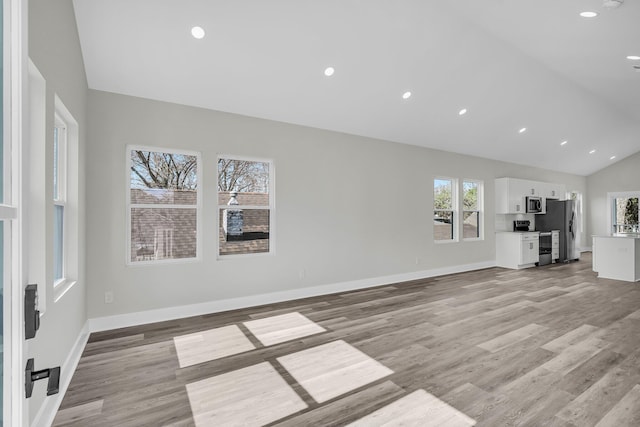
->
[526,196,543,213]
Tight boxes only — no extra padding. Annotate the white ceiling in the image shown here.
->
[72,0,640,176]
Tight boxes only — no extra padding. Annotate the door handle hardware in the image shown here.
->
[25,284,40,339]
[25,358,60,398]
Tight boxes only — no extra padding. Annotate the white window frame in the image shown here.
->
[216,154,275,259]
[52,95,78,302]
[607,191,640,235]
[53,115,66,281]
[462,179,484,241]
[126,145,202,266]
[434,176,458,243]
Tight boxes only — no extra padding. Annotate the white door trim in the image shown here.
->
[3,0,28,425]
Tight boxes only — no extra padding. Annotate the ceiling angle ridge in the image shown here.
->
[602,0,623,9]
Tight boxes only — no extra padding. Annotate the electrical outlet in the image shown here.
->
[298,269,305,280]
[415,257,421,265]
[104,291,114,304]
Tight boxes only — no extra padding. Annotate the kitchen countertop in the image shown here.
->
[496,231,540,234]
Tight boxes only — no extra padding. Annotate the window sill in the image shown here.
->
[54,278,77,303]
[217,251,275,260]
[463,238,484,242]
[126,256,201,267]
[434,239,459,245]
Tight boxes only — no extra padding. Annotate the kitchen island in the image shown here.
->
[592,235,640,282]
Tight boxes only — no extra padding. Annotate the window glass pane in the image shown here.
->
[434,211,453,241]
[614,197,639,233]
[53,127,59,200]
[463,211,480,239]
[130,150,197,205]
[54,204,64,281]
[463,181,478,211]
[434,179,452,210]
[218,159,269,206]
[131,208,197,262]
[1,223,4,424]
[219,208,270,255]
[0,1,3,205]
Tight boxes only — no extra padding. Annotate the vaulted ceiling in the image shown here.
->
[72,0,640,175]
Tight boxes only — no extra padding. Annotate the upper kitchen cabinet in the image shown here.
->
[495,178,566,214]
[509,178,541,197]
[496,178,527,214]
[544,183,566,200]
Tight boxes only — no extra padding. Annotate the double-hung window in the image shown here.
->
[53,115,67,282]
[128,147,201,263]
[434,177,457,242]
[52,95,79,301]
[217,156,273,257]
[462,180,483,240]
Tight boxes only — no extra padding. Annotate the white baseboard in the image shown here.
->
[89,260,496,333]
[580,246,592,253]
[32,321,90,427]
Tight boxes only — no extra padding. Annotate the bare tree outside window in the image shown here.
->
[217,158,269,193]
[131,150,197,192]
[129,149,199,263]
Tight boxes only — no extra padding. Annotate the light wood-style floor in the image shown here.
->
[53,253,640,426]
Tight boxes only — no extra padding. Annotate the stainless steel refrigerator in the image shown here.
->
[536,199,579,262]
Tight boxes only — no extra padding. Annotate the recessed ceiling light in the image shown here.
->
[589,149,596,154]
[519,127,527,134]
[579,11,598,18]
[402,91,412,100]
[458,108,467,115]
[560,140,568,146]
[324,67,335,77]
[610,155,616,160]
[191,26,205,39]
[627,55,640,61]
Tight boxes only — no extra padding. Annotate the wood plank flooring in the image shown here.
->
[53,253,640,426]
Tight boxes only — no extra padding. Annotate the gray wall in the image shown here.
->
[587,151,640,240]
[86,90,586,319]
[28,0,87,423]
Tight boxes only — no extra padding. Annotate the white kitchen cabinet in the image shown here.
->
[496,178,566,214]
[511,179,540,197]
[495,178,525,214]
[551,230,560,262]
[496,232,540,269]
[540,184,565,213]
[593,235,640,282]
[545,184,566,200]
[521,234,540,265]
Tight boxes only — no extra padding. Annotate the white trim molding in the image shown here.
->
[31,321,90,427]
[89,260,495,332]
